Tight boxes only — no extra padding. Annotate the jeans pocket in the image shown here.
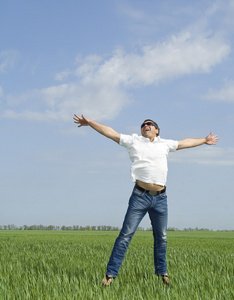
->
[157,192,167,206]
[132,187,145,197]
[159,192,167,199]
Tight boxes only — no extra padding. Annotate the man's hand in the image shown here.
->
[205,132,219,145]
[73,114,90,127]
[73,113,120,143]
[178,132,219,150]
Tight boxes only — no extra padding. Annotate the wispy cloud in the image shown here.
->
[114,32,229,86]
[119,0,234,40]
[0,50,17,73]
[2,30,230,123]
[203,80,234,102]
[170,147,234,166]
[0,86,3,98]
[2,0,232,125]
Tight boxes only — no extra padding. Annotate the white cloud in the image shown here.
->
[203,80,234,102]
[119,0,234,42]
[0,50,17,73]
[4,82,130,122]
[2,31,230,122]
[113,32,230,86]
[55,69,71,81]
[0,86,3,98]
[170,147,234,166]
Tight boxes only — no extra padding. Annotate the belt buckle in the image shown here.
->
[149,190,157,196]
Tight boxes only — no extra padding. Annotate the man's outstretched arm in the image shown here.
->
[177,132,219,150]
[73,114,120,144]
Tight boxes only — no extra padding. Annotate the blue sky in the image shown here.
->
[1,0,233,230]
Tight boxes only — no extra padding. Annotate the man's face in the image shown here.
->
[141,121,159,140]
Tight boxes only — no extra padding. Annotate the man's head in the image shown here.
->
[141,119,160,140]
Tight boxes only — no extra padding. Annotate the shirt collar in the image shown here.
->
[140,135,160,142]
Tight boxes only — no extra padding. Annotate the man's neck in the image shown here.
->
[141,134,157,142]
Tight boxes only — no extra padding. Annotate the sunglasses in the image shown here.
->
[141,121,156,129]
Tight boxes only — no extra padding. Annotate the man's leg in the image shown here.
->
[148,192,168,277]
[105,187,149,279]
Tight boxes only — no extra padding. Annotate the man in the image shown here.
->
[73,114,219,286]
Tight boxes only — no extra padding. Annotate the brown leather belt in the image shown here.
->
[135,184,166,196]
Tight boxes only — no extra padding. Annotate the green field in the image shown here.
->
[0,230,233,299]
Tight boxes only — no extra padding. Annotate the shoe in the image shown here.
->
[160,274,169,285]
[102,275,114,286]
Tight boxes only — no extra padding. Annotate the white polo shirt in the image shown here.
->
[119,134,178,186]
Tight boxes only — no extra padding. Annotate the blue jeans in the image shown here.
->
[106,185,168,277]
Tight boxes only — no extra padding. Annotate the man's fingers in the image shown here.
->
[73,114,82,124]
[73,114,89,127]
[73,114,80,120]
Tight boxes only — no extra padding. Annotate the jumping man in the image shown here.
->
[73,114,219,286]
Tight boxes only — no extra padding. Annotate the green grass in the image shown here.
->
[0,230,233,299]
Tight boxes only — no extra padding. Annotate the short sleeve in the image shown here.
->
[119,134,135,149]
[167,140,178,152]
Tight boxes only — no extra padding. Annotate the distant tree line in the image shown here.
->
[0,224,233,231]
[167,227,213,231]
[167,227,233,232]
[0,224,146,231]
